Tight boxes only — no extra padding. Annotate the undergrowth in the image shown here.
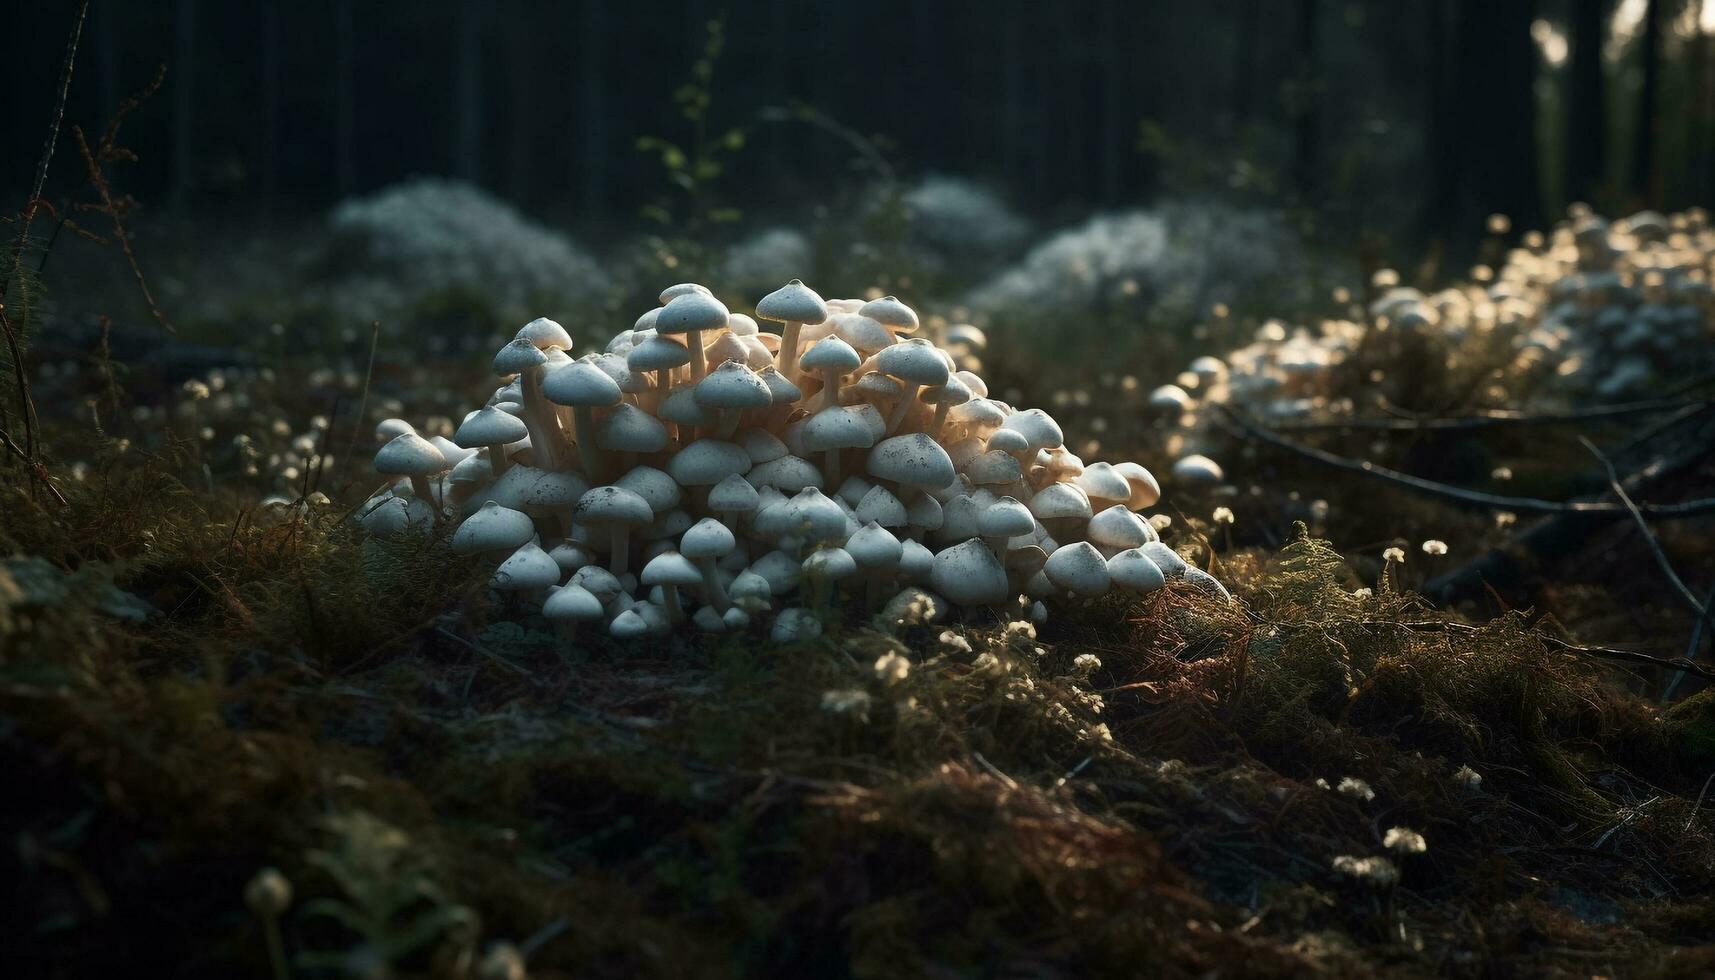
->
[5,443,1714,978]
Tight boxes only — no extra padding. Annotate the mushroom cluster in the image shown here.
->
[363,281,1219,640]
[1140,207,1714,487]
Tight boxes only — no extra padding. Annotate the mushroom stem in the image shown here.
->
[485,444,511,477]
[886,383,921,435]
[982,534,1008,565]
[558,621,579,647]
[407,474,440,512]
[715,410,742,440]
[864,573,884,611]
[819,367,843,411]
[519,367,563,468]
[824,448,842,489]
[609,526,631,575]
[697,556,731,613]
[926,402,952,441]
[778,321,803,385]
[572,405,603,481]
[688,329,707,381]
[660,583,685,623]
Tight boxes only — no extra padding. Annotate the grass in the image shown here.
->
[5,436,1715,977]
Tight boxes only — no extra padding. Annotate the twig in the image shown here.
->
[1214,404,1715,517]
[2,0,88,305]
[339,321,381,485]
[0,425,68,506]
[72,120,173,334]
[1663,576,1715,702]
[1578,435,1711,628]
[0,303,38,470]
[1270,397,1708,433]
[1686,771,1715,834]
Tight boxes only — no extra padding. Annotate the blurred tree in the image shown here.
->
[260,0,279,218]
[580,0,607,216]
[1631,0,1665,206]
[453,2,483,181]
[335,0,355,196]
[1566,0,1609,207]
[171,0,195,207]
[1290,0,1322,204]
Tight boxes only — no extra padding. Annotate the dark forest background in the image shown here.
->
[4,0,1715,259]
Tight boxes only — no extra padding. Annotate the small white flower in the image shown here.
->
[1351,587,1373,599]
[1336,777,1375,802]
[1004,620,1037,640]
[1495,511,1517,529]
[1421,539,1448,556]
[873,652,910,685]
[1382,547,1406,563]
[1383,827,1427,855]
[1212,506,1235,525]
[1453,765,1483,792]
[1149,514,1173,532]
[820,688,872,719]
[1491,466,1513,481]
[1331,854,1399,887]
[937,630,972,654]
[1071,653,1102,678]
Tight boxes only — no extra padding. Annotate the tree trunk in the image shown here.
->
[171,0,197,209]
[453,3,483,182]
[1291,0,1321,205]
[335,0,355,196]
[579,0,607,216]
[1566,0,1608,208]
[260,0,280,220]
[1454,0,1541,235]
[1631,0,1664,206]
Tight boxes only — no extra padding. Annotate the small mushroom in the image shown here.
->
[572,485,655,575]
[680,517,737,612]
[544,584,604,644]
[640,550,703,623]
[542,359,623,481]
[656,290,730,382]
[374,433,449,511]
[875,338,952,434]
[799,335,861,412]
[454,407,529,477]
[755,279,829,388]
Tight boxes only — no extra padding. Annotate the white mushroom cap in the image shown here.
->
[859,295,919,334]
[657,387,714,428]
[739,428,789,464]
[573,485,654,527]
[846,522,903,570]
[831,313,895,353]
[523,470,591,510]
[1183,567,1233,601]
[866,433,956,489]
[1171,454,1225,485]
[964,450,1022,486]
[376,418,416,442]
[905,493,943,532]
[1029,482,1092,522]
[705,330,750,368]
[756,367,802,406]
[770,607,824,642]
[1077,462,1132,504]
[929,538,1011,605]
[641,550,704,589]
[756,279,829,324]
[517,317,574,351]
[570,566,625,602]
[855,485,907,527]
[999,408,1063,450]
[799,335,861,373]
[454,407,529,449]
[1085,505,1155,550]
[1140,541,1190,577]
[748,550,802,596]
[746,454,824,492]
[656,291,730,337]
[1112,461,1162,510]
[494,540,562,591]
[549,541,598,571]
[430,436,477,467]
[493,338,549,376]
[709,472,760,514]
[609,608,649,638]
[666,439,752,486]
[875,338,950,386]
[726,312,759,336]
[694,361,773,411]
[544,583,603,621]
[628,335,692,372]
[1107,549,1166,594]
[978,496,1035,539]
[722,607,751,631]
[681,517,736,559]
[614,465,683,513]
[659,282,712,304]
[802,546,858,581]
[1148,384,1194,413]
[784,487,849,541]
[899,538,935,580]
[375,433,450,477]
[836,476,875,507]
[803,406,879,452]
[1044,542,1110,596]
[542,360,623,407]
[597,403,669,454]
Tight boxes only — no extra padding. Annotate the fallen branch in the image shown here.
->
[1270,397,1708,433]
[0,425,68,506]
[1214,404,1715,518]
[1578,435,1711,628]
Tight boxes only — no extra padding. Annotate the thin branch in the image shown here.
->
[1578,435,1711,623]
[2,0,88,304]
[1213,404,1715,518]
[1270,397,1708,433]
[1664,576,1715,702]
[73,122,173,334]
[0,425,68,506]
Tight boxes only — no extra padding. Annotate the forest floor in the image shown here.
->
[5,352,1715,977]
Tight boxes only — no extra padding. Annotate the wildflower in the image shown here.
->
[1071,653,1103,678]
[873,652,910,685]
[1382,547,1406,563]
[1495,511,1517,529]
[938,630,972,653]
[243,867,294,916]
[1421,539,1448,556]
[1352,587,1373,600]
[1383,827,1428,855]
[1211,506,1235,525]
[181,379,211,400]
[1491,466,1514,481]
[820,688,872,720]
[1149,514,1173,532]
[1331,854,1399,887]
[1004,619,1037,640]
[1336,776,1376,802]
[1453,765,1483,792]
[971,652,1004,676]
